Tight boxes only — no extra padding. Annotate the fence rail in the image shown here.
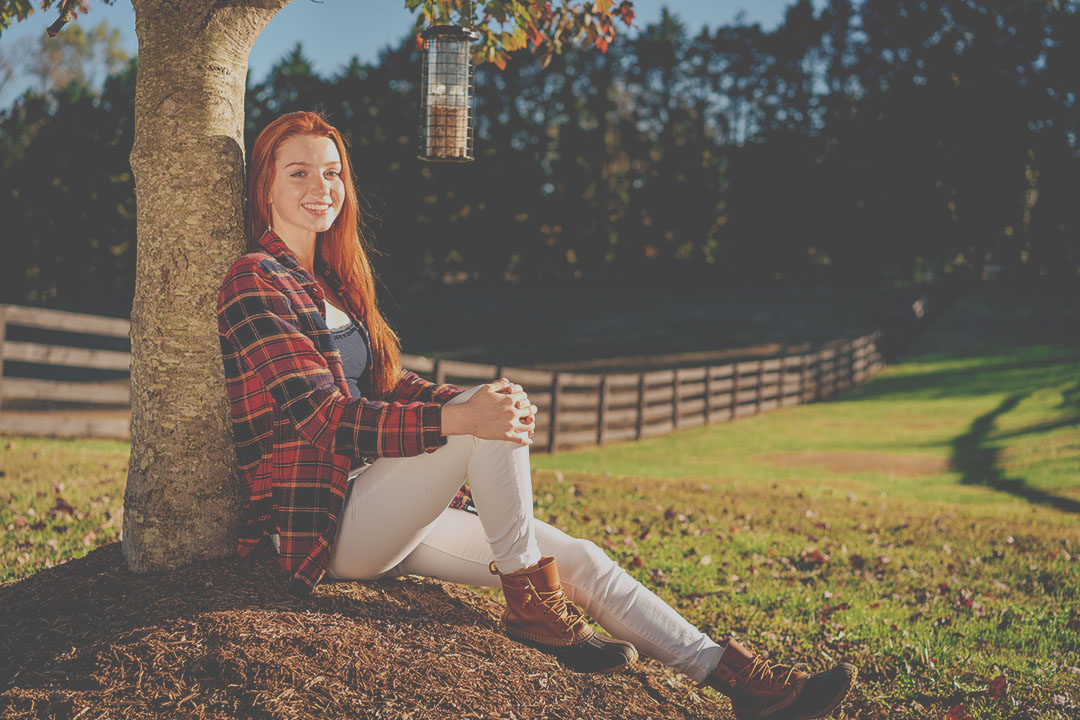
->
[404,329,885,452]
[0,299,920,446]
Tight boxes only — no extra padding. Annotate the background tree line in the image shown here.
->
[3,0,1078,310]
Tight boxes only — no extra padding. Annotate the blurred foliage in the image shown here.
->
[405,0,636,69]
[3,1,1080,308]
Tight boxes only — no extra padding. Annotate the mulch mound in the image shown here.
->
[0,544,727,719]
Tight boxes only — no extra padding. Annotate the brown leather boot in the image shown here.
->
[705,639,856,720]
[490,556,638,673]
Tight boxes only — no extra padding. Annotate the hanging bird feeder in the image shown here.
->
[418,24,479,162]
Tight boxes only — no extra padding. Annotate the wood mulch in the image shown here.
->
[0,543,728,719]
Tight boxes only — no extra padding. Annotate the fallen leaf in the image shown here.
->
[52,496,76,517]
[801,547,830,565]
[945,704,974,720]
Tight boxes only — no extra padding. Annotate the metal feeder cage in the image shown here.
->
[418,25,479,162]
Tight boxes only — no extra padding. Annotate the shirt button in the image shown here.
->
[310,285,323,298]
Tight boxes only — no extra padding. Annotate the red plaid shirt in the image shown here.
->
[217,229,467,595]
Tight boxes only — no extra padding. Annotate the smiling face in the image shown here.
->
[267,134,345,245]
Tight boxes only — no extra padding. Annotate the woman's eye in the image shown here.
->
[290,171,306,178]
[325,171,340,178]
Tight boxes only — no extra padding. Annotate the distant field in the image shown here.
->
[2,291,1078,719]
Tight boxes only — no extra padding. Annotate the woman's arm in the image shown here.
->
[387,368,464,405]
[218,256,447,459]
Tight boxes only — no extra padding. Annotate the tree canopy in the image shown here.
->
[3,1,1079,310]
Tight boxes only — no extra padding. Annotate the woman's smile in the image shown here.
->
[302,202,334,216]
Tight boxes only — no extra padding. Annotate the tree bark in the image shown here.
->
[123,0,290,571]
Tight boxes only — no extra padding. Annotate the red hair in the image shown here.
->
[247,111,402,397]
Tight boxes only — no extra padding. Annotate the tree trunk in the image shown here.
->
[123,0,290,572]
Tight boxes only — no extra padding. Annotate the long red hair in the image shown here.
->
[247,111,401,397]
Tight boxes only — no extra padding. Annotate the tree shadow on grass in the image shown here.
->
[951,393,1080,515]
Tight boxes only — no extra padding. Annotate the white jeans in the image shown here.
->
[326,385,724,682]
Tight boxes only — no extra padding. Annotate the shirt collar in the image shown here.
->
[256,227,352,311]
[257,228,312,279]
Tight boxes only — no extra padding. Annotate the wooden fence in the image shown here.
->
[405,332,884,452]
[0,303,891,447]
[0,305,131,438]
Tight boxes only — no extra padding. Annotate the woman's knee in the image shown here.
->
[445,384,486,406]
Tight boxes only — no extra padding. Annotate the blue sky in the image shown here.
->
[5,1,809,96]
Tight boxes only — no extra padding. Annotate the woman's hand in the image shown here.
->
[441,378,538,445]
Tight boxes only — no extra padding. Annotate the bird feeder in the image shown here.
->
[418,25,479,162]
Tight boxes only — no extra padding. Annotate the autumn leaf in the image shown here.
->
[801,546,830,565]
[52,496,76,517]
[945,704,974,720]
[525,23,547,47]
[988,674,1008,699]
[956,588,974,609]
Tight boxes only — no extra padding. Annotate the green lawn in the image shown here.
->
[2,292,1078,719]
[526,294,1080,719]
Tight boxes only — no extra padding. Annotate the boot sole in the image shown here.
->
[507,628,639,674]
[782,665,857,720]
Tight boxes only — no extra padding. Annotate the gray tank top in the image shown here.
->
[328,321,371,398]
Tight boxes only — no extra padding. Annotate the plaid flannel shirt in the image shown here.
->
[217,228,468,595]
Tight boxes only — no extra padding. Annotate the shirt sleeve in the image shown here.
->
[388,368,464,405]
[217,258,447,459]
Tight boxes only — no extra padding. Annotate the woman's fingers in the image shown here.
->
[504,429,531,446]
[494,380,522,394]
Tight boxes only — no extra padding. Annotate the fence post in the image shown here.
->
[549,372,563,454]
[754,360,764,415]
[799,353,808,404]
[0,305,7,410]
[814,351,823,401]
[704,366,713,423]
[672,369,680,429]
[730,363,740,420]
[846,341,854,388]
[635,372,646,440]
[597,374,610,445]
[434,358,446,385]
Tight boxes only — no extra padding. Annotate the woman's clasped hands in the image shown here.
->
[441,378,538,446]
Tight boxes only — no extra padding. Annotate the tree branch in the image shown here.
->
[46,0,80,37]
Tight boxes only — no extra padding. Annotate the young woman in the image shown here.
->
[217,111,857,720]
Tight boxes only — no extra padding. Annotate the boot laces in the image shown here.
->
[534,587,589,633]
[743,655,797,690]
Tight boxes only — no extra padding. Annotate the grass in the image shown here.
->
[2,291,1078,719]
